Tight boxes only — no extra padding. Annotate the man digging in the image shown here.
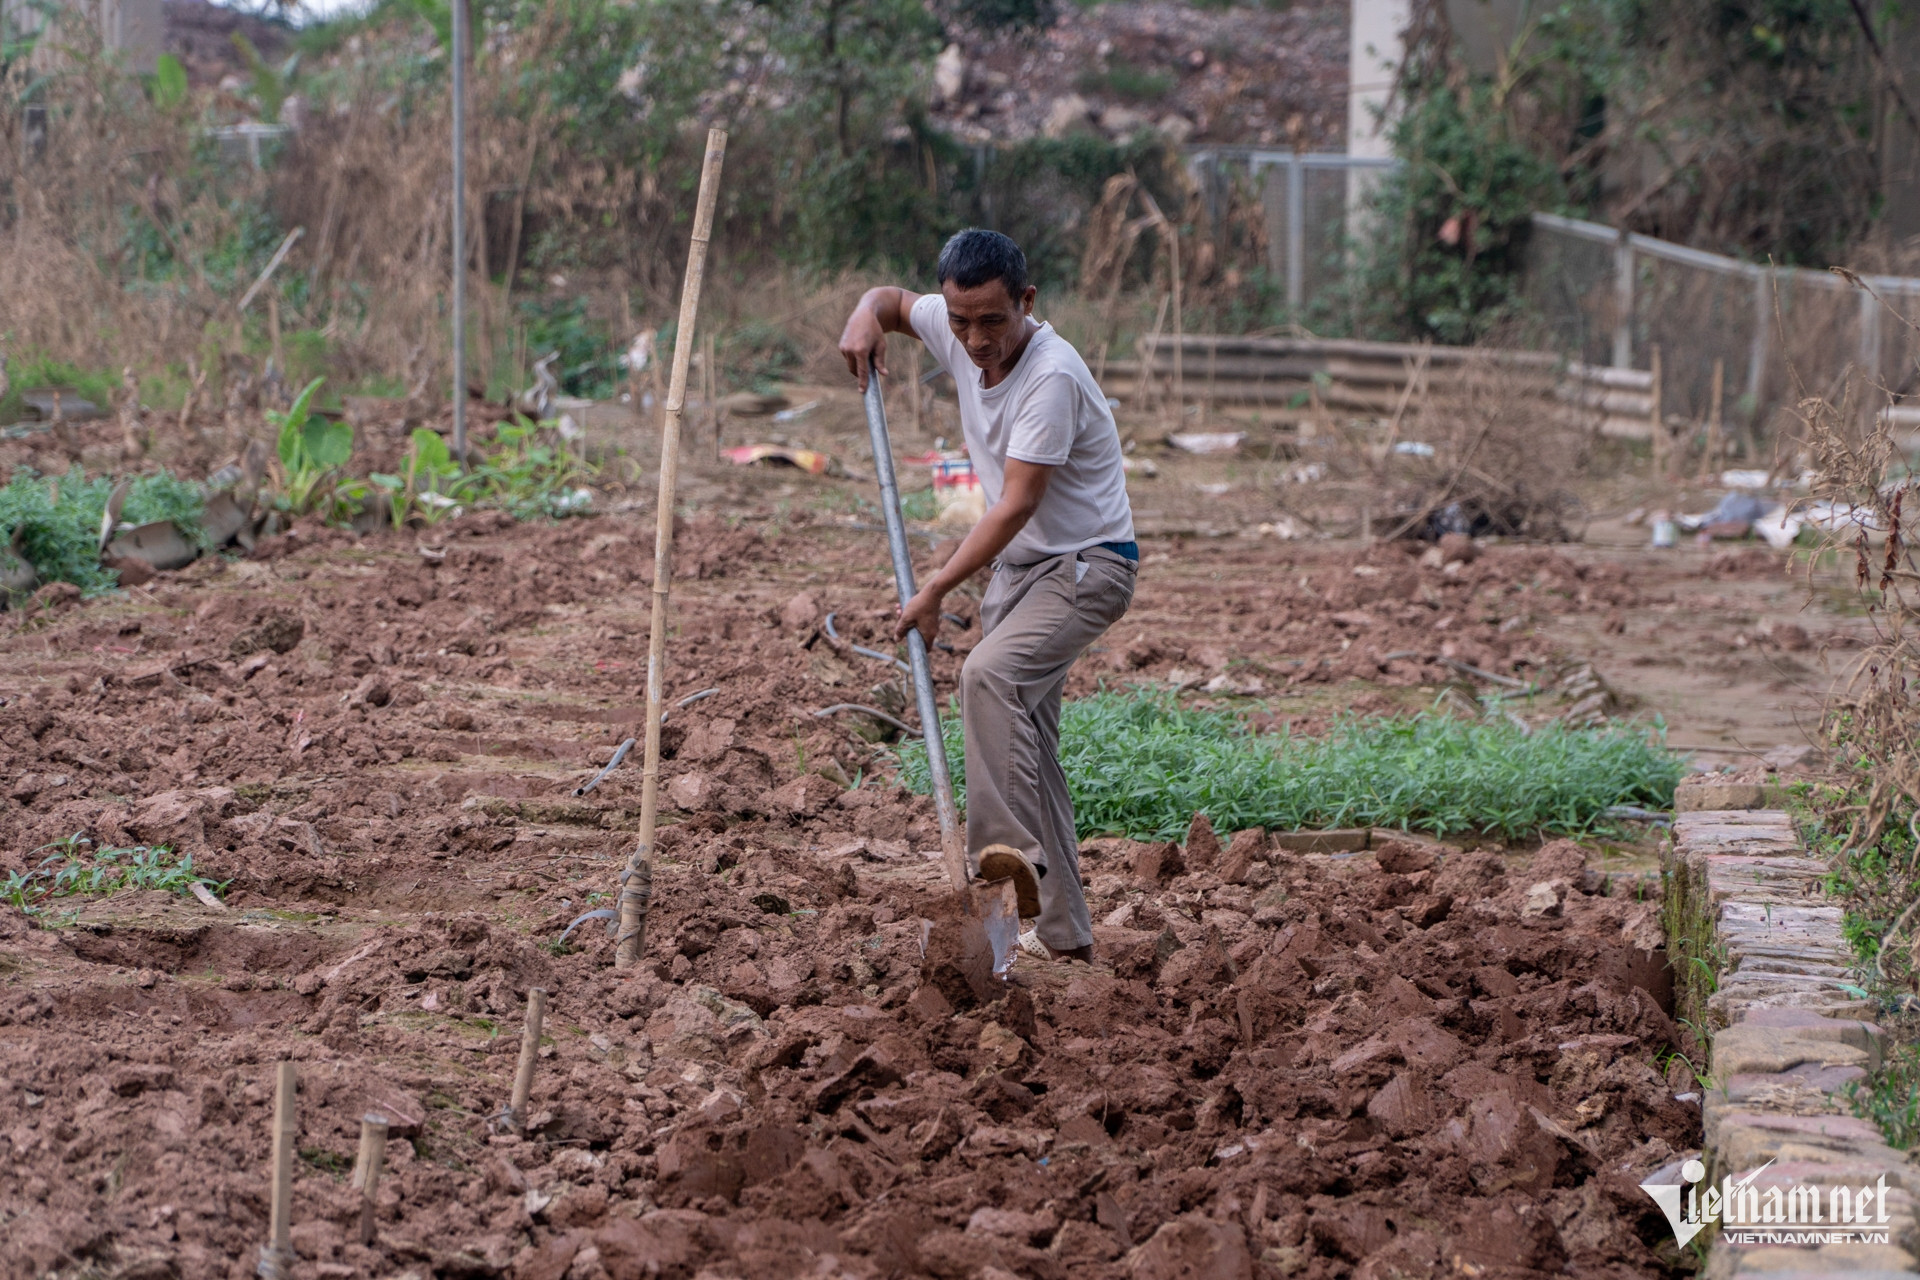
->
[838,229,1137,963]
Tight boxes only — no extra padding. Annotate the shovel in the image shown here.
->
[860,374,1019,996]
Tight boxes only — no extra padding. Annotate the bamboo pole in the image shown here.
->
[259,1061,297,1280]
[615,129,729,971]
[507,986,547,1127]
[350,1113,388,1245]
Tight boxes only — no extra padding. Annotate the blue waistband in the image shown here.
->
[1096,541,1140,561]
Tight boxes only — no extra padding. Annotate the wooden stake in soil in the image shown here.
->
[350,1112,388,1246]
[508,986,548,1129]
[259,1061,297,1280]
[614,130,729,971]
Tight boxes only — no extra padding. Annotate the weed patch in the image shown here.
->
[1845,1036,1920,1150]
[896,689,1683,841]
[2,835,227,922]
[1075,62,1175,103]
[1798,774,1920,1146]
[0,470,207,596]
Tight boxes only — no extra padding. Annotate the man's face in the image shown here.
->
[942,277,1037,371]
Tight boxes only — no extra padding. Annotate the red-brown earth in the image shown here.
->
[0,500,1701,1280]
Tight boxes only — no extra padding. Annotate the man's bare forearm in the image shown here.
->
[925,501,1030,597]
[839,287,922,388]
[855,286,916,337]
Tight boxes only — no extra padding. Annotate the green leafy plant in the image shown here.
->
[271,378,353,515]
[458,416,595,519]
[151,53,189,110]
[0,469,208,595]
[2,834,226,922]
[518,297,619,399]
[230,32,300,124]
[371,427,463,527]
[896,688,1683,841]
[1846,1042,1920,1150]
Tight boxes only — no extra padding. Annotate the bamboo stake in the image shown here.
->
[259,1061,297,1280]
[1137,293,1171,412]
[615,129,729,971]
[350,1113,388,1246]
[507,986,548,1127]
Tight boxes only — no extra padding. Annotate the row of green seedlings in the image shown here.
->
[1,834,227,923]
[255,989,550,1272]
[896,687,1684,842]
[272,377,597,528]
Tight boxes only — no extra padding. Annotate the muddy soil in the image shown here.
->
[0,489,1715,1280]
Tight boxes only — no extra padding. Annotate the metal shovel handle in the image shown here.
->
[862,375,969,892]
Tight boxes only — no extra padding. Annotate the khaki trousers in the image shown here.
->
[960,546,1136,950]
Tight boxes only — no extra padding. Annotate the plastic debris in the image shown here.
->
[1168,431,1245,454]
[770,400,820,422]
[723,444,836,474]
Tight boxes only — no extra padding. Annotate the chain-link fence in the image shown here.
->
[1524,211,1920,450]
[1189,148,1396,320]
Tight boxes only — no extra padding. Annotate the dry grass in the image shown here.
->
[1796,284,1920,848]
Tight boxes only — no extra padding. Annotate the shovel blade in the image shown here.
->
[920,879,1021,1007]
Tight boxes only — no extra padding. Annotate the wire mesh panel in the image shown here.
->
[1523,212,1920,446]
[1190,149,1397,323]
[1302,164,1350,308]
[1634,254,1763,424]
[1519,220,1616,367]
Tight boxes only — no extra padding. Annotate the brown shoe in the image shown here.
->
[976,844,1042,919]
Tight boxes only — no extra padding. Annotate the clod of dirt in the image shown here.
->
[347,674,391,708]
[1375,839,1438,875]
[228,610,304,656]
[101,555,156,587]
[779,591,819,630]
[1182,812,1220,869]
[1523,880,1567,917]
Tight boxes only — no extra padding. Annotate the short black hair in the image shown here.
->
[936,229,1029,300]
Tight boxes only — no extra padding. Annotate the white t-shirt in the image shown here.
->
[909,293,1134,564]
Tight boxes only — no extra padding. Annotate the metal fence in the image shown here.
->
[1188,148,1396,317]
[1524,211,1920,444]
